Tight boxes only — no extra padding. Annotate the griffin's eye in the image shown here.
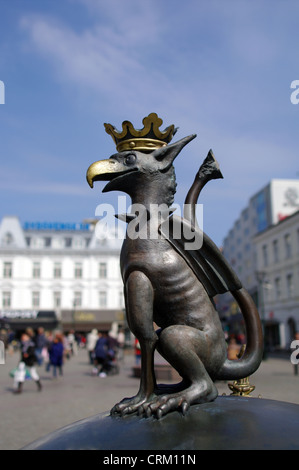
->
[124,154,136,165]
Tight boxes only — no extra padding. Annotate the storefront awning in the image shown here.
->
[0,310,59,332]
[60,309,125,332]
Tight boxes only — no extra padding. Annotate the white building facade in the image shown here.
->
[223,179,299,299]
[220,179,299,349]
[254,210,299,350]
[0,216,125,333]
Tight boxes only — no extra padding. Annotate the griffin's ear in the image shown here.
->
[153,134,197,170]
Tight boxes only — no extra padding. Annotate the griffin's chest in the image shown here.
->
[120,238,195,288]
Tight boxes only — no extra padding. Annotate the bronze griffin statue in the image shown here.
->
[86,113,263,419]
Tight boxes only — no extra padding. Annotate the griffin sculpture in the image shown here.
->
[86,113,263,419]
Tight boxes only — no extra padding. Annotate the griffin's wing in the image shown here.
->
[159,215,242,298]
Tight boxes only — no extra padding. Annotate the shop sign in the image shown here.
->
[73,311,96,322]
[0,310,38,319]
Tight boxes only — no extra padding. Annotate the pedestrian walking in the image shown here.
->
[134,338,141,365]
[227,336,241,360]
[67,330,77,356]
[86,329,98,365]
[94,332,109,377]
[13,333,42,394]
[48,333,64,378]
[117,328,125,361]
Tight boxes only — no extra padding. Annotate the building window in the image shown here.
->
[32,291,40,308]
[73,237,84,248]
[65,237,72,248]
[243,209,249,221]
[99,291,107,308]
[3,262,12,278]
[74,262,82,279]
[275,277,281,300]
[2,291,11,308]
[273,239,279,263]
[3,232,14,246]
[286,273,294,298]
[44,237,51,247]
[32,237,44,248]
[262,245,268,267]
[99,262,107,279]
[53,291,61,308]
[284,233,292,259]
[32,262,41,279]
[73,291,82,308]
[54,262,62,278]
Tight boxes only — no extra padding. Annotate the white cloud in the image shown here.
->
[19,2,170,114]
[18,1,292,129]
[20,16,140,91]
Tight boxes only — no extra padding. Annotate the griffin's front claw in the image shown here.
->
[181,401,189,415]
[110,405,121,416]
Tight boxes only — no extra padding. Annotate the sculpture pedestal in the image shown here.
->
[23,396,299,450]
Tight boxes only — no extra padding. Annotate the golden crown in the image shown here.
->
[104,113,177,152]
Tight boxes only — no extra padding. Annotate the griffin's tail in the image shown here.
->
[184,152,263,380]
[216,287,263,380]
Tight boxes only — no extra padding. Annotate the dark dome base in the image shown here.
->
[23,396,299,450]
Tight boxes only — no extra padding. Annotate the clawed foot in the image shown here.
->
[139,383,218,418]
[138,394,191,419]
[110,393,154,416]
[111,383,218,419]
[110,382,186,416]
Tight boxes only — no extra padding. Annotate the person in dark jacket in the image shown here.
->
[94,332,109,377]
[48,333,64,378]
[13,333,42,393]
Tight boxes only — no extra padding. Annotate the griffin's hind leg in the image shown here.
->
[139,325,218,418]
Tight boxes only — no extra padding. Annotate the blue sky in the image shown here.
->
[0,0,298,246]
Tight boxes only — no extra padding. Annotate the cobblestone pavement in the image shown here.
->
[0,347,298,450]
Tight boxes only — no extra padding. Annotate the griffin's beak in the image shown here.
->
[86,159,125,188]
